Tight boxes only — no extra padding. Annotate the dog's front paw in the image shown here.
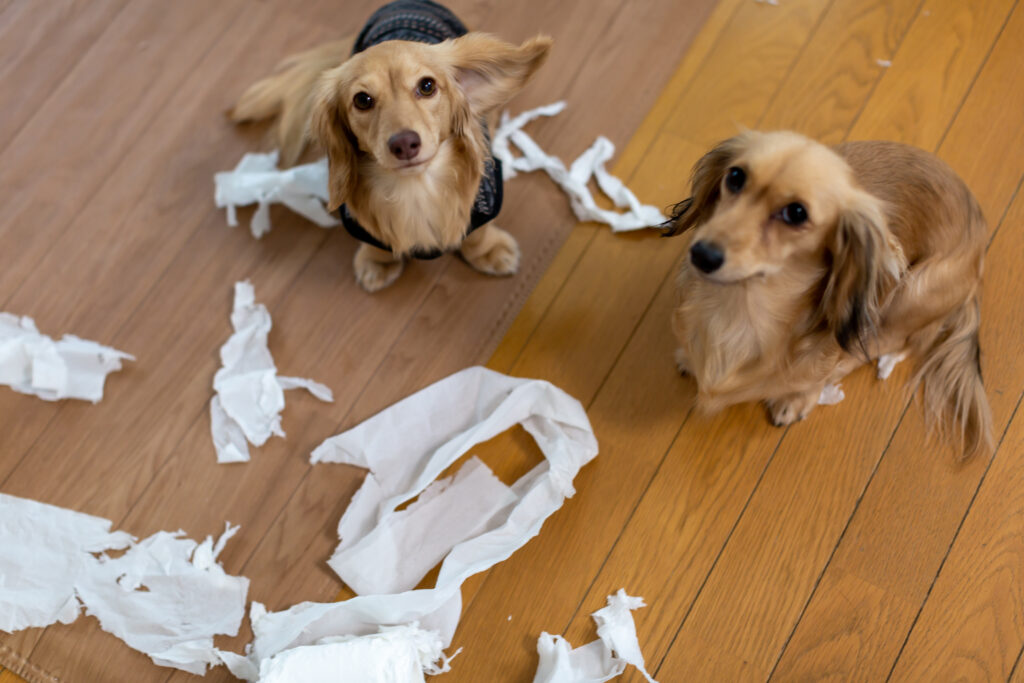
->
[765,392,818,427]
[461,225,520,276]
[354,246,404,292]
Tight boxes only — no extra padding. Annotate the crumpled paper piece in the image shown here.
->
[256,625,452,683]
[211,281,333,463]
[0,493,248,676]
[534,589,657,683]
[491,102,667,232]
[0,312,133,402]
[214,104,664,236]
[217,366,598,679]
[214,151,338,238]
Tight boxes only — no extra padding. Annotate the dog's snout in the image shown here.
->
[690,240,725,274]
[388,130,421,160]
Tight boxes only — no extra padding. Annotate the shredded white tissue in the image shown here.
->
[218,366,598,678]
[214,151,338,238]
[876,58,892,68]
[876,351,906,380]
[533,589,656,683]
[215,104,664,236]
[818,383,846,406]
[210,281,333,463]
[0,494,248,676]
[491,102,667,232]
[257,625,447,683]
[0,312,133,402]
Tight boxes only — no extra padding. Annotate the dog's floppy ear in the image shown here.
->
[311,74,358,212]
[821,191,906,355]
[442,33,552,113]
[663,134,746,236]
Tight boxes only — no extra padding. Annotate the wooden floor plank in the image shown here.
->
[772,5,1024,676]
[0,0,247,304]
[888,396,1024,680]
[0,0,128,155]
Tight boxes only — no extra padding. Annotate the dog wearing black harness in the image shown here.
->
[230,0,551,291]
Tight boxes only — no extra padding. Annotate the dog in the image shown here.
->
[667,130,992,459]
[229,0,551,291]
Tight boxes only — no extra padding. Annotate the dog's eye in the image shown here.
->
[725,167,746,193]
[353,92,374,110]
[779,202,809,226]
[417,77,436,97]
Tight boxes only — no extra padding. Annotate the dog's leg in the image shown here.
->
[765,388,822,427]
[459,224,520,276]
[354,243,404,292]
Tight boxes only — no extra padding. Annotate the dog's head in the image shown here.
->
[667,130,906,353]
[312,33,551,211]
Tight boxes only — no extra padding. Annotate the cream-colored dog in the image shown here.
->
[668,131,991,458]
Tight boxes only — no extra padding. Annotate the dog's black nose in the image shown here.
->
[690,240,725,273]
[388,130,421,160]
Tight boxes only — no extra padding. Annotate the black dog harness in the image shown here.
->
[340,0,504,260]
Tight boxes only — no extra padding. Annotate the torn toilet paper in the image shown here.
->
[255,625,452,683]
[876,351,907,380]
[0,493,248,675]
[214,104,665,236]
[210,281,333,463]
[214,151,338,238]
[534,589,657,683]
[491,102,667,232]
[0,312,133,402]
[217,366,598,679]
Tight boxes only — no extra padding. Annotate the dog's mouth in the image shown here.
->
[393,155,435,173]
[696,269,766,285]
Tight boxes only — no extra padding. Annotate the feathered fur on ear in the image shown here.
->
[311,73,358,212]
[663,134,748,236]
[440,33,552,114]
[821,192,906,355]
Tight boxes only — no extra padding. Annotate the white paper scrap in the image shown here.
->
[214,151,338,238]
[534,589,657,683]
[0,312,133,402]
[818,383,846,405]
[876,351,907,380]
[492,102,667,232]
[211,281,333,463]
[257,625,448,683]
[220,366,597,677]
[0,494,248,676]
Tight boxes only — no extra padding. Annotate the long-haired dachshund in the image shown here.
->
[229,0,551,291]
[667,130,992,458]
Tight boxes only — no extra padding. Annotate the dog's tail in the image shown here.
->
[228,38,353,167]
[911,293,993,459]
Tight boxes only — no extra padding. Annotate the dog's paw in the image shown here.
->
[461,226,520,276]
[354,252,404,292]
[674,347,692,376]
[765,392,818,427]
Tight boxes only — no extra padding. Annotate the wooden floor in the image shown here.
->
[2,0,1023,681]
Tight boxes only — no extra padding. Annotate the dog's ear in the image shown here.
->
[442,33,552,113]
[663,135,746,236]
[821,192,906,355]
[311,74,358,212]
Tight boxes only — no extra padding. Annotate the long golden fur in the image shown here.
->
[668,130,992,459]
[230,32,550,291]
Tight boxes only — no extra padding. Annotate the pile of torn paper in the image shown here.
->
[214,102,666,238]
[0,494,247,675]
